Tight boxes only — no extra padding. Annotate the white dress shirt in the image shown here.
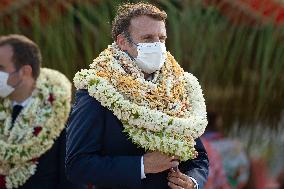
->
[12,96,32,108]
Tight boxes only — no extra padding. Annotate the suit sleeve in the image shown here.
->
[65,90,142,188]
[58,129,83,189]
[179,138,209,189]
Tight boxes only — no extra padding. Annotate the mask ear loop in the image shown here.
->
[122,31,138,61]
[123,31,138,47]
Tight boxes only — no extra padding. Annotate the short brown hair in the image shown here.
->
[112,2,167,40]
[0,34,41,79]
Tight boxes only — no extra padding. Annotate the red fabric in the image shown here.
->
[248,0,284,24]
[202,139,231,189]
[0,0,71,28]
[0,0,12,10]
[250,158,268,189]
[87,185,93,189]
[276,8,284,24]
[0,175,6,189]
[204,0,284,25]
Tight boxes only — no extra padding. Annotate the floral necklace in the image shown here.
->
[74,43,207,161]
[0,68,71,189]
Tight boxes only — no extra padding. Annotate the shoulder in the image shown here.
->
[68,90,108,120]
[73,89,103,110]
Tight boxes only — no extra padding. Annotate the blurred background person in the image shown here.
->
[202,111,250,189]
[0,34,82,189]
[201,138,231,189]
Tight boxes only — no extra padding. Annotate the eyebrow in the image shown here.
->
[141,34,154,39]
[141,34,167,39]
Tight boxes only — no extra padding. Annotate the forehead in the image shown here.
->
[0,44,15,71]
[129,15,166,36]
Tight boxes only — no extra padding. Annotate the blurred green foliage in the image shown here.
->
[0,0,283,125]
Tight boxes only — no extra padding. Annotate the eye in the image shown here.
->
[144,37,153,43]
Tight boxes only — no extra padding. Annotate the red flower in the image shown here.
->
[48,93,55,105]
[31,158,39,163]
[33,127,42,136]
[0,175,6,189]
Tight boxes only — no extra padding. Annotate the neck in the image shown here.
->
[124,51,151,79]
[143,72,150,79]
[9,81,35,103]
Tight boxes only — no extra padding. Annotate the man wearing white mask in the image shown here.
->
[66,3,209,189]
[0,34,83,189]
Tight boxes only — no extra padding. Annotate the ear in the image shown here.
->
[21,65,33,78]
[116,34,129,51]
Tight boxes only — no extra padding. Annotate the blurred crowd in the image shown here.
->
[201,111,284,189]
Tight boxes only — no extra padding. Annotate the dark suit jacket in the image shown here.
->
[17,129,83,189]
[65,90,209,189]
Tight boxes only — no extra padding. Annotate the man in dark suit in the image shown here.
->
[0,34,82,189]
[66,3,209,189]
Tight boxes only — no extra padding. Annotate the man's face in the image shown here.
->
[118,15,167,58]
[0,45,21,87]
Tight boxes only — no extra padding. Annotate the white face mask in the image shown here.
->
[0,71,15,98]
[134,42,167,74]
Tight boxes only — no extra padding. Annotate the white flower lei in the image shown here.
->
[74,43,207,161]
[0,68,71,189]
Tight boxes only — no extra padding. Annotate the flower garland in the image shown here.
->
[0,68,71,189]
[74,43,207,161]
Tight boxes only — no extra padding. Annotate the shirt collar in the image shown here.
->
[12,96,32,108]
